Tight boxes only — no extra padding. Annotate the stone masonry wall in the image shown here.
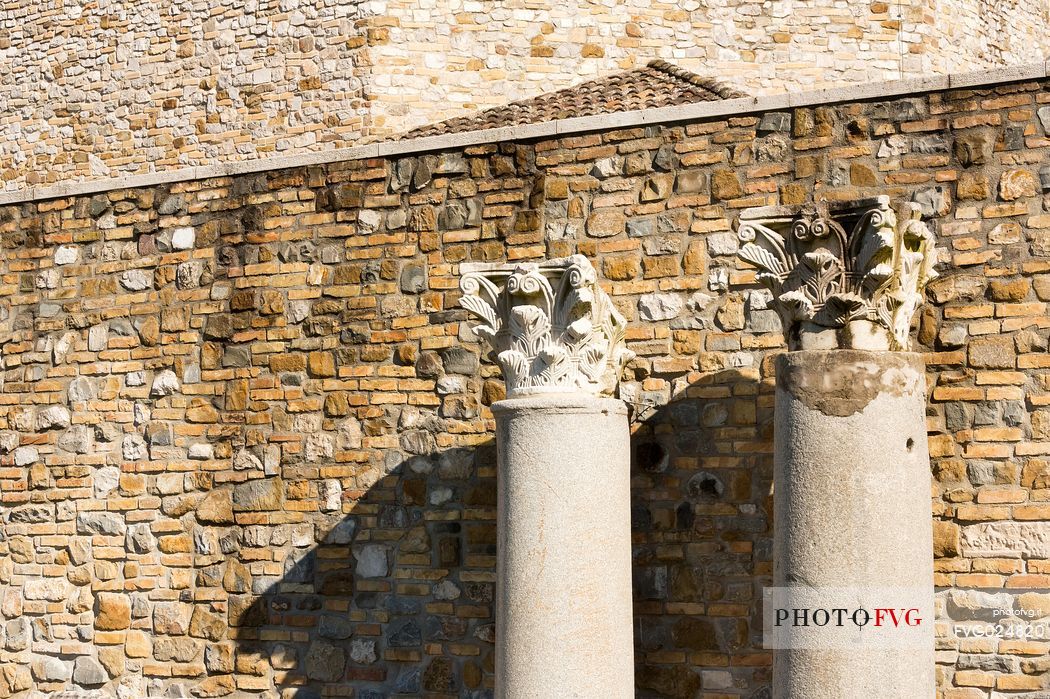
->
[2,76,1050,697]
[370,0,1050,133]
[927,0,1050,74]
[0,0,373,190]
[4,0,1050,192]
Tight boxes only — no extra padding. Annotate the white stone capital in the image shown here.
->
[736,196,939,351]
[458,255,634,398]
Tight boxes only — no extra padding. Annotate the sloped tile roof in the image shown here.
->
[400,60,746,139]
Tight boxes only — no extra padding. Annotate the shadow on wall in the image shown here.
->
[229,367,774,698]
[233,441,499,699]
[630,366,774,699]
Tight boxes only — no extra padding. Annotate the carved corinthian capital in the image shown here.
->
[736,196,939,351]
[458,255,635,398]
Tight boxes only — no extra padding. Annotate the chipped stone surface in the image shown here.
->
[23,577,70,601]
[778,351,926,417]
[33,657,72,682]
[58,425,95,454]
[13,446,38,466]
[999,169,1038,201]
[55,245,79,265]
[150,370,180,397]
[93,466,120,498]
[233,477,285,511]
[961,522,1050,558]
[349,639,378,665]
[354,545,389,578]
[318,479,342,512]
[122,434,148,461]
[170,227,196,250]
[72,657,108,686]
[304,641,346,682]
[638,293,684,322]
[67,377,97,403]
[36,405,71,430]
[188,443,214,461]
[0,431,18,454]
[77,512,126,537]
[119,269,152,291]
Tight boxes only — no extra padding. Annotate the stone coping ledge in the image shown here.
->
[2,60,1048,207]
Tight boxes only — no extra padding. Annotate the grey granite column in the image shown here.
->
[459,256,635,698]
[738,198,939,698]
[773,350,935,697]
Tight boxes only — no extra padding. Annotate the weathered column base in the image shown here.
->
[772,351,935,699]
[493,394,634,699]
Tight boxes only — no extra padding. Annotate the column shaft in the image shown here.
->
[773,350,935,698]
[492,394,634,699]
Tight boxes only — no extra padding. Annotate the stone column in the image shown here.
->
[460,256,635,699]
[737,198,940,698]
[772,350,935,697]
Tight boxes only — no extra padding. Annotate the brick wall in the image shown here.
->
[4,0,1050,192]
[1,77,1050,697]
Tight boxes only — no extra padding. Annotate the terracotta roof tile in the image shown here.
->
[400,60,746,139]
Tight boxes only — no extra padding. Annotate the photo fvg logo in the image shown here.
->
[763,587,934,650]
[774,606,924,629]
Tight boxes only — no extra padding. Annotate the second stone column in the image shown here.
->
[772,350,935,697]
[737,197,941,698]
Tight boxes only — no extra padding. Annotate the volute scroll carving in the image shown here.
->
[736,196,939,351]
[458,255,634,398]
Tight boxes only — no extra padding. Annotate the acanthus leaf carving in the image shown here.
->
[736,196,939,351]
[458,255,634,397]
